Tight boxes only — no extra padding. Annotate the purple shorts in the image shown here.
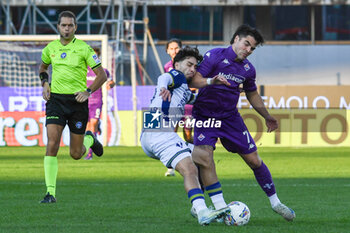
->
[88,101,102,120]
[193,113,257,154]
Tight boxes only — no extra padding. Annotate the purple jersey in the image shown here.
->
[193,46,257,119]
[163,60,174,73]
[86,66,110,104]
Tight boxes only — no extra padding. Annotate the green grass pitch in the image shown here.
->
[0,146,349,233]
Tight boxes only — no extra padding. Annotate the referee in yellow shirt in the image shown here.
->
[38,11,107,203]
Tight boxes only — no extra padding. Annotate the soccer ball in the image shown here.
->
[224,201,250,226]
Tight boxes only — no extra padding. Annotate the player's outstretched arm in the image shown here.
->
[246,90,278,132]
[39,62,51,101]
[188,72,230,88]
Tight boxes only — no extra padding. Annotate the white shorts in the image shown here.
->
[140,131,194,169]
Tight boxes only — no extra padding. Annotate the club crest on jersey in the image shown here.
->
[92,54,101,64]
[244,63,250,71]
[61,52,67,59]
[206,52,211,57]
[198,133,205,141]
[75,121,83,129]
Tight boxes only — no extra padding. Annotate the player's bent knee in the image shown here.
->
[70,154,82,160]
[192,147,213,168]
[197,155,214,169]
[197,145,214,154]
[242,152,262,169]
[70,150,83,160]
[175,158,198,177]
[181,164,198,178]
[252,159,263,169]
[201,152,214,167]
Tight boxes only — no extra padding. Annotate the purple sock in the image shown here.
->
[253,161,276,197]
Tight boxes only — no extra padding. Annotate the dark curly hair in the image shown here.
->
[173,46,203,65]
[230,24,264,46]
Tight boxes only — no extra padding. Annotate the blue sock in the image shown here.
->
[188,188,205,203]
[188,188,206,213]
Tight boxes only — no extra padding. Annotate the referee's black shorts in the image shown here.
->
[45,93,89,134]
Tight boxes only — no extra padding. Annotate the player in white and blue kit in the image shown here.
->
[140,47,230,225]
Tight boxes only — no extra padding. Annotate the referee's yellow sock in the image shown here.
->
[44,156,58,197]
[83,135,94,152]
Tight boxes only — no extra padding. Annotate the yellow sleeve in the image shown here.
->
[85,44,101,70]
[41,45,51,65]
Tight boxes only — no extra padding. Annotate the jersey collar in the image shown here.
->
[226,45,238,61]
[173,69,185,76]
[59,37,76,47]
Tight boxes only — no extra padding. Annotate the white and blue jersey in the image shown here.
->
[149,69,196,129]
[140,69,195,169]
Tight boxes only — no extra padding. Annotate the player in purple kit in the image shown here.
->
[164,38,182,73]
[190,25,296,221]
[85,48,115,160]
